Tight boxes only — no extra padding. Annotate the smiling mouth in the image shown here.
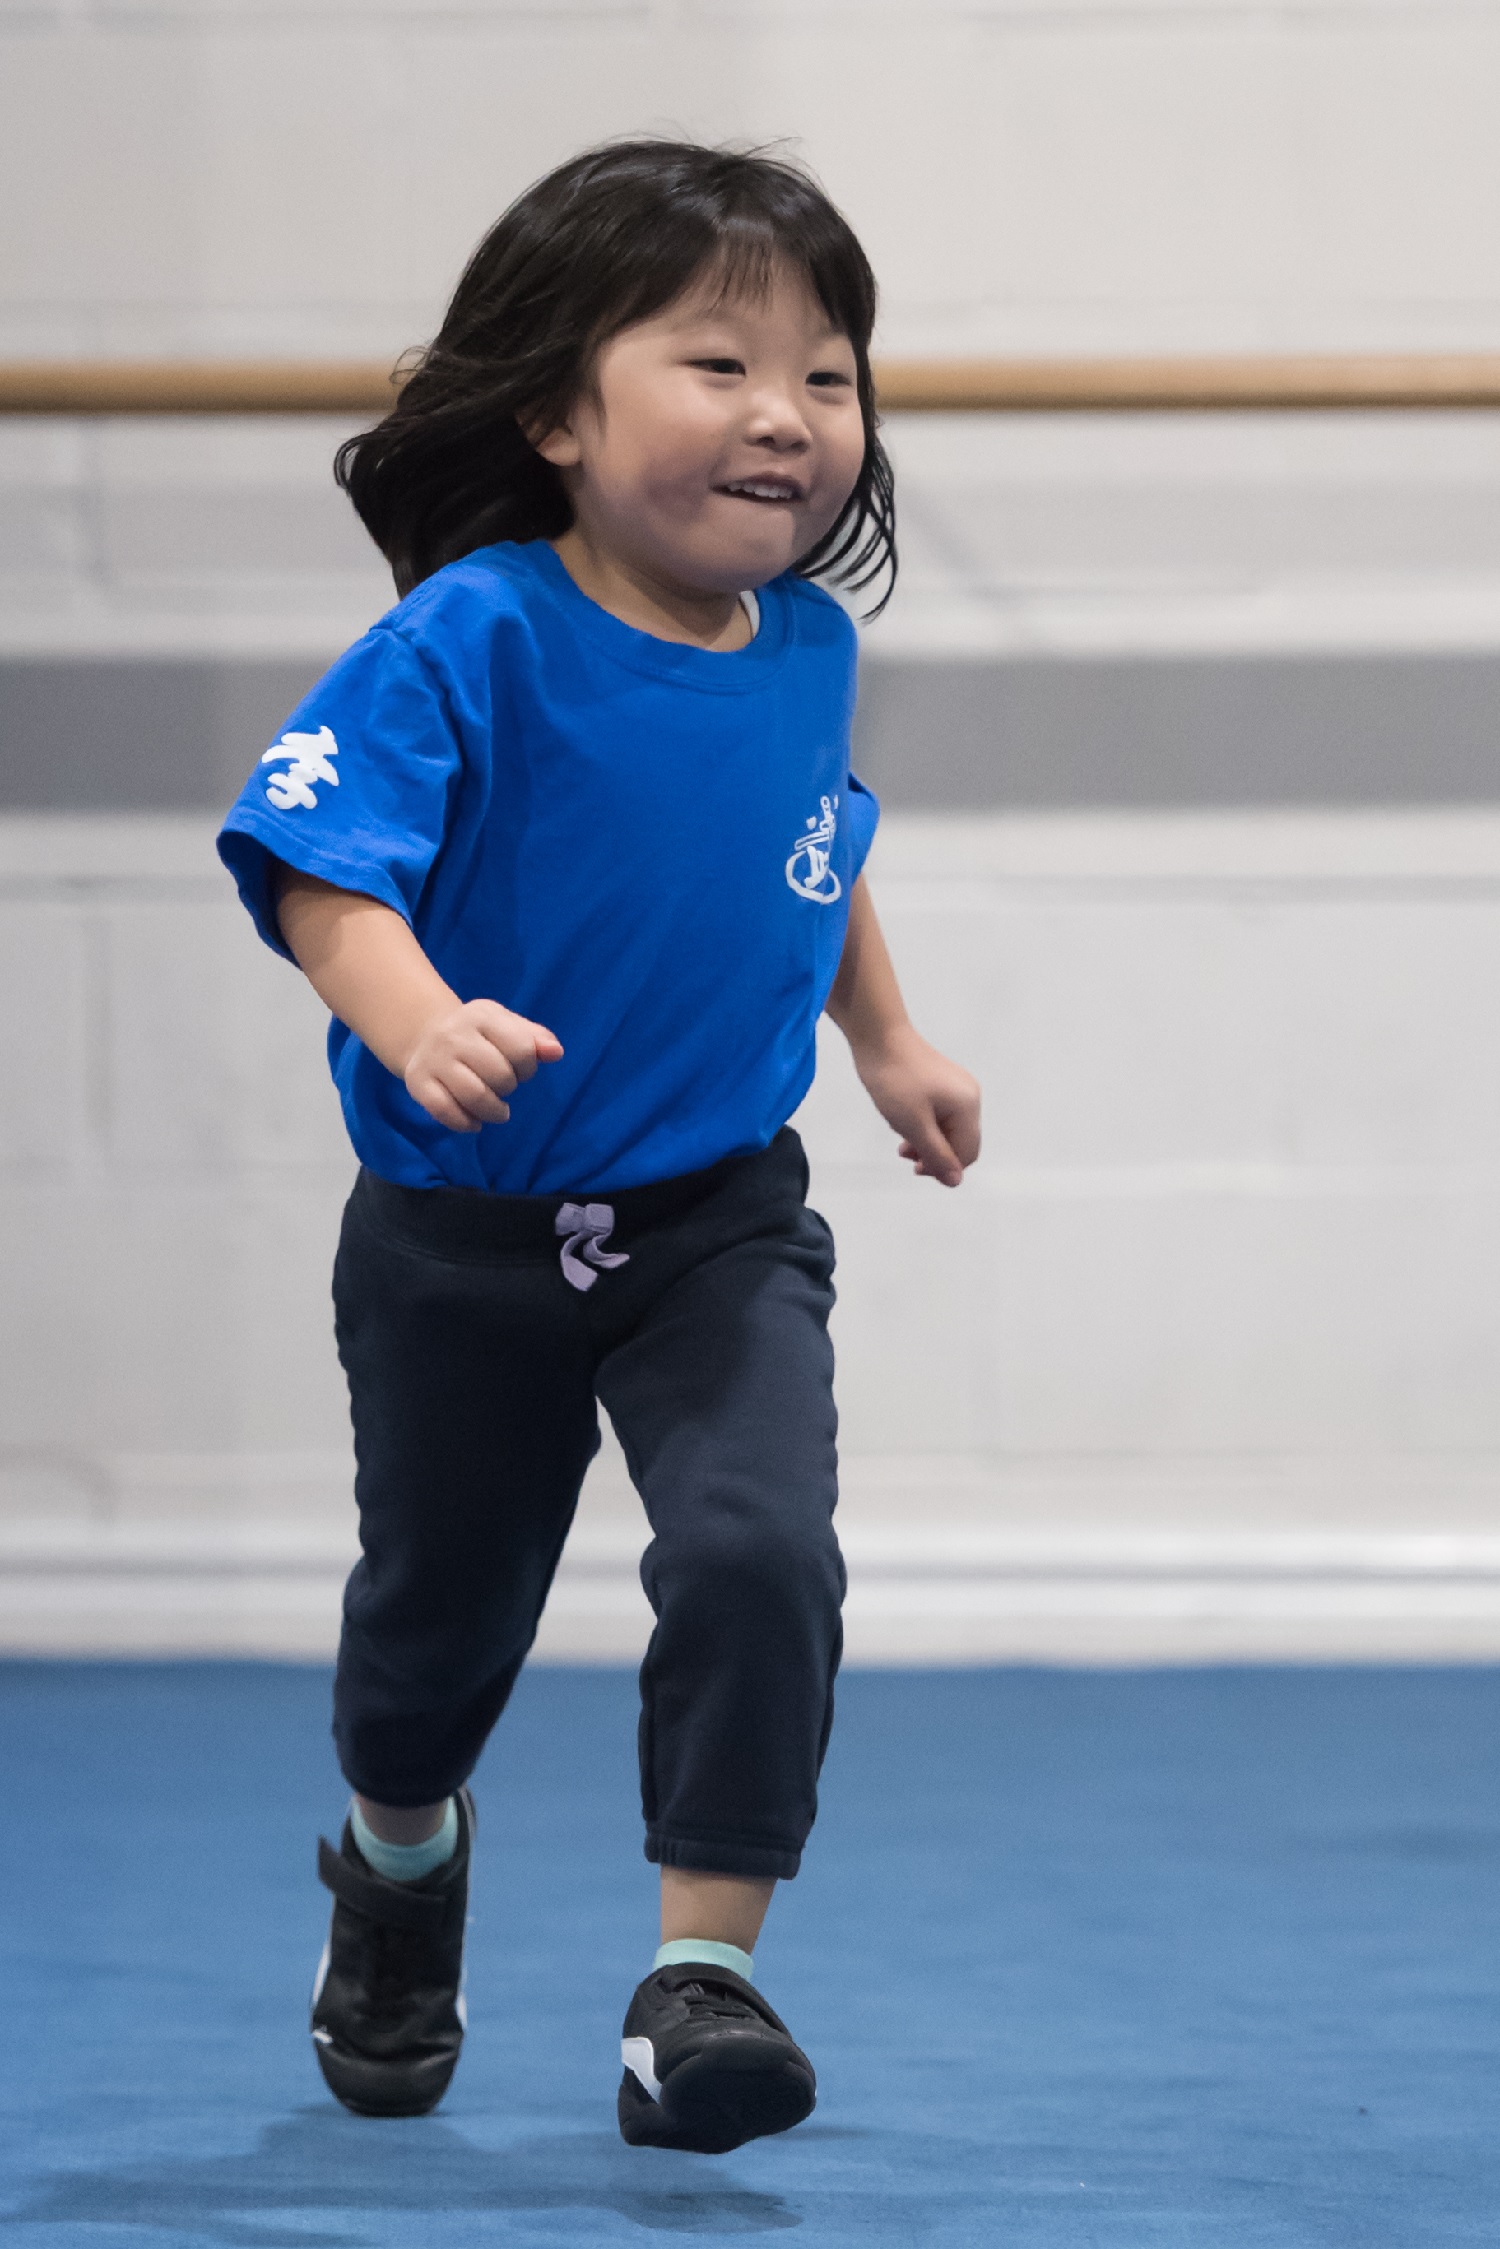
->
[718,478,804,504]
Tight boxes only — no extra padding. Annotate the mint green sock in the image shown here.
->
[655,1937,755,1985]
[350,1796,458,1883]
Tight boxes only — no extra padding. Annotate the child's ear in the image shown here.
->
[525,417,582,470]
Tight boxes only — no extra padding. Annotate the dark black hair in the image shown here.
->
[335,138,895,613]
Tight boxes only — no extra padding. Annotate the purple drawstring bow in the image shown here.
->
[554,1202,630,1292]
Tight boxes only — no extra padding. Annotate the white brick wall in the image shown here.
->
[10,410,1500,665]
[5,2,1500,666]
[6,807,1500,1661]
[5,2,1500,1657]
[5,0,1499,360]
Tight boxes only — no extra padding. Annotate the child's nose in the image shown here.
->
[744,387,811,448]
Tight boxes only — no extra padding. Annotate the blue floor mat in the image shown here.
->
[1,1661,1497,2247]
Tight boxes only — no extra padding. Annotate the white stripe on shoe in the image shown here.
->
[621,2037,662,2101]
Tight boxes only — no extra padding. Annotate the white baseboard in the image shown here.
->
[5,1450,1500,1664]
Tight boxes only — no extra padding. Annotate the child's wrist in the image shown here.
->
[389,991,464,1082]
[847,1014,917,1077]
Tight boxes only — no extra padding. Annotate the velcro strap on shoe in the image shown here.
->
[317,1836,449,1931]
[652,1963,794,2038]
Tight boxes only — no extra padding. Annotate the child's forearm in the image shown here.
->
[825,872,982,1187]
[275,867,458,1079]
[274,865,563,1133]
[823,875,910,1063]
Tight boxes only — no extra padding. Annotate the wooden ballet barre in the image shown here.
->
[873,354,1500,412]
[0,360,399,415]
[4,354,1500,416]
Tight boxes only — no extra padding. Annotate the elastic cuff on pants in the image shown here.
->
[646,1829,802,1882]
[338,1769,475,1810]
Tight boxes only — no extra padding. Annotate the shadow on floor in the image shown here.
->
[4,2108,810,2244]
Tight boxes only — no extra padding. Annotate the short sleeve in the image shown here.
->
[846,769,880,883]
[216,627,462,960]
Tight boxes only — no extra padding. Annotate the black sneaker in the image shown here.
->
[309,1789,475,2117]
[618,1963,817,2154]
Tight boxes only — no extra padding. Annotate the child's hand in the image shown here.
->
[854,1024,981,1188]
[403,1000,564,1133]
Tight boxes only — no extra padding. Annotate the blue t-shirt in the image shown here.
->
[218,538,878,1195]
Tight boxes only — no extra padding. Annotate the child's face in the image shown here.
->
[534,262,866,596]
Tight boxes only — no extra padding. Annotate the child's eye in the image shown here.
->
[692,357,745,376]
[807,370,854,390]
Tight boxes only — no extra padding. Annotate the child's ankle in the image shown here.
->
[654,1937,755,1984]
[350,1795,458,1883]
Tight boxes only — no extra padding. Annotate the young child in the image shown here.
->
[218,139,980,2155]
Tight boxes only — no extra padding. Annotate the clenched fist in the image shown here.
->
[403,999,564,1134]
[855,1022,981,1188]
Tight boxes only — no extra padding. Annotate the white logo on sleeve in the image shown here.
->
[785,793,841,903]
[262,725,339,811]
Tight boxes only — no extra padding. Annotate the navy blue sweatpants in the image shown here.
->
[330,1127,844,1881]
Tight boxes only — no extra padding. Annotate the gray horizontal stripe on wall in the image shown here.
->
[854,652,1500,810]
[2,650,1500,811]
[0,660,329,813]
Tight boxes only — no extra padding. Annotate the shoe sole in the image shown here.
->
[618,2046,816,2154]
[313,2035,460,2119]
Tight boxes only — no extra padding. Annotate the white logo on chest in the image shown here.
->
[262,725,339,811]
[786,794,841,904]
